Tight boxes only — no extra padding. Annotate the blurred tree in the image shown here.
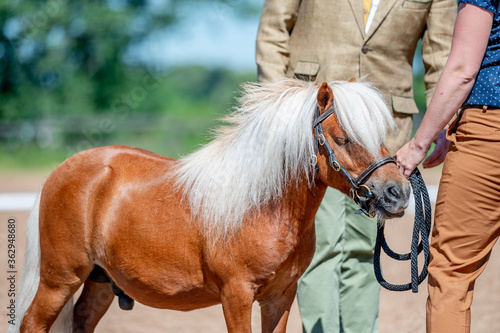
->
[0,0,258,120]
[0,0,180,119]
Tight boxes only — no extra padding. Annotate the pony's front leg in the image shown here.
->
[220,282,255,333]
[259,283,297,333]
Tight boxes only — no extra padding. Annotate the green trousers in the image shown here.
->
[297,187,379,333]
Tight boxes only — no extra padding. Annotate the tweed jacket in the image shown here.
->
[256,0,457,114]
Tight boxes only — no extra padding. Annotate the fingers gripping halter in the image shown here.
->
[312,105,396,217]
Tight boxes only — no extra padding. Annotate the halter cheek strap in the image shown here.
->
[312,105,396,217]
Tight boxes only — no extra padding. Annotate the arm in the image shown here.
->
[396,3,494,178]
[415,0,457,168]
[255,0,301,82]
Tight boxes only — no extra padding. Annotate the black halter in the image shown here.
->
[311,105,396,218]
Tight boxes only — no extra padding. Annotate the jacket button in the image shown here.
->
[362,45,369,54]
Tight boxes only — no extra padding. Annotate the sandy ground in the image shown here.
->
[1,169,500,332]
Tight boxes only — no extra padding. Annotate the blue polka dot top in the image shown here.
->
[459,0,500,107]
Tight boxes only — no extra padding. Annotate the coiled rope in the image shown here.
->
[374,168,432,293]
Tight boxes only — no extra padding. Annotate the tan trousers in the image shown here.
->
[426,107,500,332]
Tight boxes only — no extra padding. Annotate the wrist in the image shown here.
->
[411,136,431,153]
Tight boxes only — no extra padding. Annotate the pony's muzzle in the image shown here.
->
[370,179,411,218]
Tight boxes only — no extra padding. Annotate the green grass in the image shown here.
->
[0,114,219,171]
[0,146,68,171]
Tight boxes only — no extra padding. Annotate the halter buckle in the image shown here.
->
[331,160,341,172]
[310,154,318,167]
[318,134,326,146]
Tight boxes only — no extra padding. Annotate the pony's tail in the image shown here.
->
[6,189,73,333]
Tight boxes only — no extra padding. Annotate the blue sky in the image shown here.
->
[128,1,424,75]
[129,2,261,73]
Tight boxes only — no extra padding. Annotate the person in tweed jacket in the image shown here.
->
[256,0,456,331]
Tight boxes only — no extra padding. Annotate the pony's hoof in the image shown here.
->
[118,294,134,310]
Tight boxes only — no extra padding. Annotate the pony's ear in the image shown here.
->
[317,82,334,113]
[348,77,356,82]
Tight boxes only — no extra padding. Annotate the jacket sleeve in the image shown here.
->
[255,0,302,83]
[421,0,457,106]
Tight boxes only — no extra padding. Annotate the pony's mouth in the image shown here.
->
[371,198,405,220]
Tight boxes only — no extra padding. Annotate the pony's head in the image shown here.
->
[314,81,410,219]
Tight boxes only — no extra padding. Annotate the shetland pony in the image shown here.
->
[9,79,409,333]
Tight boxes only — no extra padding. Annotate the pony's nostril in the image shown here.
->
[389,186,399,197]
[385,185,401,203]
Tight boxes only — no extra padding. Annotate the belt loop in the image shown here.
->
[482,105,488,113]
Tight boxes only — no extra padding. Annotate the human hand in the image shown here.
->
[423,129,449,168]
[395,139,430,178]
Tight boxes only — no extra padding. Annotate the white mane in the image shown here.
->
[173,78,395,238]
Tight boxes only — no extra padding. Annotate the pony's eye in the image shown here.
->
[334,137,350,146]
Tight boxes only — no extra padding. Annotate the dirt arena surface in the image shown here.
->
[1,168,500,332]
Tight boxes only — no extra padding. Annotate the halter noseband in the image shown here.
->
[312,104,396,218]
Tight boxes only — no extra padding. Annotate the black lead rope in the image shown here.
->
[373,168,432,293]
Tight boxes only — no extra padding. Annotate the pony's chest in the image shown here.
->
[250,236,315,300]
[233,221,317,293]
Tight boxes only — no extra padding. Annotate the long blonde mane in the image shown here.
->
[173,78,395,238]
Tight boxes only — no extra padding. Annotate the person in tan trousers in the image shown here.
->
[397,1,500,331]
[256,0,456,332]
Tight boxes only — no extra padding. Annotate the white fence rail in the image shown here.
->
[0,186,440,212]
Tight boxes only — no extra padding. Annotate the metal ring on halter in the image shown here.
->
[355,184,373,201]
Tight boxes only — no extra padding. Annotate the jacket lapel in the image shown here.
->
[348,0,367,38]
[366,0,399,38]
